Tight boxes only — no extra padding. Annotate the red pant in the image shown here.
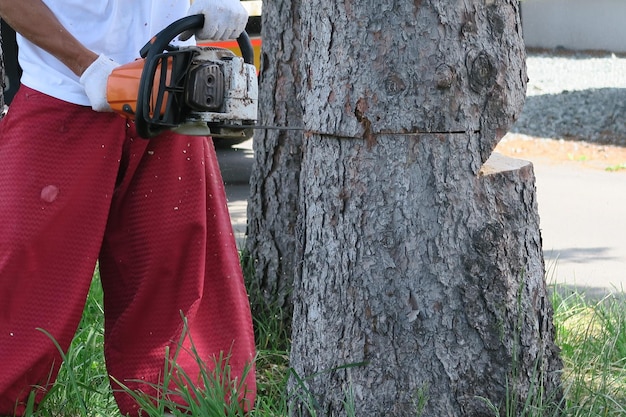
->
[0,87,256,415]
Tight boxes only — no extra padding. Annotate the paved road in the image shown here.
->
[217,139,626,297]
[533,162,626,296]
[215,141,253,245]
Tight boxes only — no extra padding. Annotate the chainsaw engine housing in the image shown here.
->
[106,15,258,139]
[177,47,258,139]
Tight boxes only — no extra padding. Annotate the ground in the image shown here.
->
[496,133,626,172]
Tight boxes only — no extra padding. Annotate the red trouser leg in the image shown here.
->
[0,87,126,415]
[98,122,256,414]
[0,87,256,415]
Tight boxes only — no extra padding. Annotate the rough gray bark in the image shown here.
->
[299,0,524,161]
[245,0,303,317]
[288,0,562,415]
[0,24,5,113]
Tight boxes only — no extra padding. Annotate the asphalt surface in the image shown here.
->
[216,141,253,246]
[532,160,626,296]
[217,139,626,297]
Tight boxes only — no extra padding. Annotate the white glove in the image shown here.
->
[182,0,248,41]
[79,54,120,112]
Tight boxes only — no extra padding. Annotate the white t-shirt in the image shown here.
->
[17,0,191,105]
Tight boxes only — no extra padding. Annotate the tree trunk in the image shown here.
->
[288,1,562,415]
[245,0,303,319]
[1,22,5,113]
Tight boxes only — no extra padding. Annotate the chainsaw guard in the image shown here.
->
[108,14,258,140]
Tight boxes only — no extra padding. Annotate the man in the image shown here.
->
[0,1,256,415]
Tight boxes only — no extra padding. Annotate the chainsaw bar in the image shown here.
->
[210,123,305,132]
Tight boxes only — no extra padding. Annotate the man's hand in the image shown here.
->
[182,0,248,41]
[79,54,120,112]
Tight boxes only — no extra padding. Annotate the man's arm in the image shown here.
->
[0,0,97,76]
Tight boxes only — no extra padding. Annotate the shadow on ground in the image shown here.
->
[544,246,617,263]
[511,88,626,146]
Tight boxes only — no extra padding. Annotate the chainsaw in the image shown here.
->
[107,14,258,140]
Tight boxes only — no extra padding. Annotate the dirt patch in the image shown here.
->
[495,133,626,172]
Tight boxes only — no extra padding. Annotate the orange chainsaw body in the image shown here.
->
[103,15,257,139]
[107,58,171,120]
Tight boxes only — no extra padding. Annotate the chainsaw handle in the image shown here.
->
[237,31,254,65]
[136,14,255,138]
[139,14,254,66]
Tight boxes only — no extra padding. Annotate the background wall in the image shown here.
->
[522,0,626,53]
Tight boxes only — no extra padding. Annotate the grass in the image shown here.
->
[551,288,626,416]
[605,163,626,172]
[18,269,626,417]
[23,270,116,417]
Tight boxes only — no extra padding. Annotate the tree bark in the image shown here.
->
[245,0,303,319]
[1,22,5,113]
[288,0,562,415]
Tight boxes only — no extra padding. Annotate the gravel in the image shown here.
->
[510,50,626,146]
